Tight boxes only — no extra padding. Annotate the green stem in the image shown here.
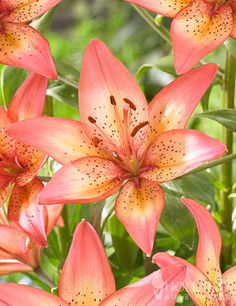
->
[37,176,51,182]
[131,4,171,45]
[220,51,236,270]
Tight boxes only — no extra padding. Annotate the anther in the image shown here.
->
[123,98,136,111]
[88,116,96,124]
[131,121,149,137]
[110,95,117,106]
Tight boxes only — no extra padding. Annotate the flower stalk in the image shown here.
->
[221,50,236,270]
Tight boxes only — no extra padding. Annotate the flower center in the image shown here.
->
[87,96,149,177]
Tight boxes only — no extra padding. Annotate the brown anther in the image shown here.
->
[131,121,149,137]
[123,98,136,111]
[92,137,101,147]
[88,116,96,124]
[110,95,117,106]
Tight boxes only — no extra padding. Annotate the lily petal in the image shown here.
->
[126,0,191,17]
[0,105,11,128]
[8,72,48,122]
[79,39,149,152]
[153,253,219,306]
[15,142,47,186]
[0,22,57,79]
[8,179,47,246]
[182,198,222,288]
[1,0,61,23]
[43,204,64,235]
[142,129,227,183]
[6,117,107,165]
[171,1,233,73]
[146,64,218,144]
[59,220,115,305]
[115,178,164,255]
[101,265,185,306]
[0,283,67,306]
[0,176,13,207]
[223,266,236,304]
[0,260,32,276]
[40,157,125,204]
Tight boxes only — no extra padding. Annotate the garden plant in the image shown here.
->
[0,0,236,305]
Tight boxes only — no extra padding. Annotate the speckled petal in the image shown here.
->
[0,22,57,79]
[231,12,236,38]
[126,0,191,17]
[14,142,47,186]
[39,157,126,205]
[142,129,227,183]
[79,39,149,153]
[145,64,217,145]
[1,0,61,23]
[101,265,186,306]
[0,283,67,306]
[153,253,220,306]
[59,220,115,305]
[0,175,14,207]
[6,117,107,165]
[115,178,164,255]
[171,1,233,73]
[182,198,222,289]
[8,72,48,122]
[8,179,47,246]
[223,266,236,304]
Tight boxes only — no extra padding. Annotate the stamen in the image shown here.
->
[88,116,96,124]
[123,98,136,111]
[131,121,149,137]
[110,95,117,106]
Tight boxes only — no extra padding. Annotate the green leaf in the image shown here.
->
[31,10,54,35]
[136,54,176,80]
[0,66,28,106]
[47,84,78,108]
[196,109,236,132]
[108,215,139,272]
[161,172,215,248]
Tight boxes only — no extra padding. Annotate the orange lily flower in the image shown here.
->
[0,204,63,276]
[6,39,227,255]
[0,72,48,246]
[126,0,236,74]
[102,198,236,305]
[0,220,185,306]
[0,0,61,79]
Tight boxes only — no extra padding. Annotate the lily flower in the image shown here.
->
[0,72,49,246]
[101,198,236,305]
[0,220,187,306]
[126,0,236,74]
[0,204,63,276]
[6,39,227,255]
[0,220,116,306]
[153,198,236,305]
[0,0,60,79]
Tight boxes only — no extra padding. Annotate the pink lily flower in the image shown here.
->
[101,198,236,305]
[126,0,236,74]
[0,204,63,276]
[0,0,60,79]
[0,220,115,306]
[6,39,227,255]
[0,220,188,306]
[0,72,49,246]
[154,198,236,305]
